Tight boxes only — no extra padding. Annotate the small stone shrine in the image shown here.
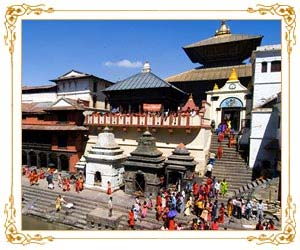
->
[123,130,165,195]
[85,127,126,192]
[164,143,197,191]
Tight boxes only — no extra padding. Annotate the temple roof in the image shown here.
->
[165,64,251,83]
[123,131,165,170]
[165,143,197,169]
[182,21,263,66]
[104,71,186,94]
[181,94,199,111]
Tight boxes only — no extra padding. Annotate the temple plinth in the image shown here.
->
[85,127,127,192]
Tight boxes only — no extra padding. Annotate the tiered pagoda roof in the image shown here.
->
[164,143,197,171]
[182,21,263,67]
[123,130,165,170]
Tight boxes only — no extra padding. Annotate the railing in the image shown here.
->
[84,112,205,128]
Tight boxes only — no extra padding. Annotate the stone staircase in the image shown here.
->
[209,134,253,200]
[22,185,192,230]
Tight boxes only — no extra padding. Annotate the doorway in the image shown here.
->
[59,154,69,172]
[135,172,145,192]
[94,171,102,186]
[168,171,182,186]
[222,108,241,131]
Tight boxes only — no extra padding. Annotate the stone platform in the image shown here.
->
[86,207,123,230]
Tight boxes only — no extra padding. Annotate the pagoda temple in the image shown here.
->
[166,20,263,105]
[103,62,188,113]
[164,143,197,191]
[123,130,165,195]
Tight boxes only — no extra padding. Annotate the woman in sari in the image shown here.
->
[218,203,225,223]
[141,201,148,218]
[227,198,234,217]
[220,179,228,196]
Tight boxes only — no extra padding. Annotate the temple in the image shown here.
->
[103,62,188,113]
[85,127,126,192]
[123,130,165,195]
[166,20,263,104]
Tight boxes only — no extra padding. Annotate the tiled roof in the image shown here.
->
[104,71,186,94]
[22,102,53,113]
[165,64,252,83]
[22,84,56,91]
[184,34,263,48]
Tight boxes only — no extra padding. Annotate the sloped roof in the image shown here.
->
[45,97,87,111]
[22,102,53,113]
[165,64,252,83]
[181,95,199,111]
[184,34,263,48]
[22,84,56,91]
[50,69,113,85]
[104,71,186,94]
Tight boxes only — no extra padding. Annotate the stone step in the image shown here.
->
[23,185,173,229]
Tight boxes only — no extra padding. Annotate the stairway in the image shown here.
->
[22,184,192,230]
[209,133,253,199]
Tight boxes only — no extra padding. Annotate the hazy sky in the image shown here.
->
[22,20,281,86]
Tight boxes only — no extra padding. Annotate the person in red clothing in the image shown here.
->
[75,178,80,193]
[193,182,199,197]
[107,181,112,195]
[168,218,175,230]
[218,203,225,224]
[218,132,225,143]
[268,219,275,230]
[156,193,162,207]
[39,169,45,179]
[217,144,223,159]
[128,208,135,229]
[210,219,219,230]
[228,134,236,148]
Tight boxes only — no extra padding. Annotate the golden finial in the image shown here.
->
[213,83,219,90]
[188,93,193,100]
[228,68,238,81]
[215,20,231,36]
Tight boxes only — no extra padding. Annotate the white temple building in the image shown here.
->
[85,127,127,192]
[206,68,248,132]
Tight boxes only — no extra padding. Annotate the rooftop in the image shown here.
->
[165,64,251,83]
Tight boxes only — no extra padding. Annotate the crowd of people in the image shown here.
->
[23,166,85,193]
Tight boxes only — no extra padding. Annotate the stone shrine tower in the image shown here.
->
[164,143,197,191]
[123,130,165,195]
[85,127,126,192]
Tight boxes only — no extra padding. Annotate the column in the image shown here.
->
[26,151,30,166]
[57,155,61,172]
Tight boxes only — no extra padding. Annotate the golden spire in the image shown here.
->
[228,68,238,81]
[213,83,219,90]
[215,20,231,36]
[188,93,193,100]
